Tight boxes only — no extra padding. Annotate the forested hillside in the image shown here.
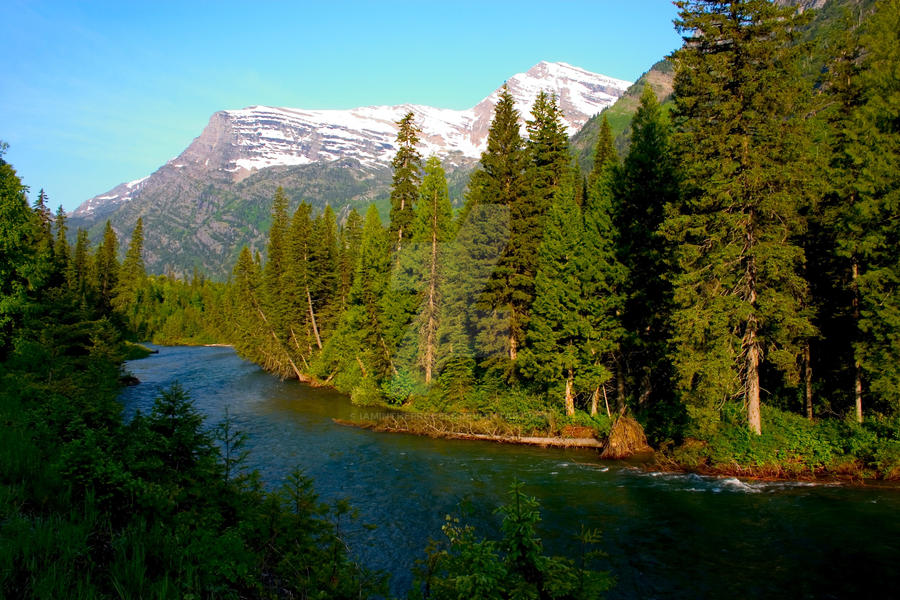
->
[0,140,610,598]
[175,0,900,478]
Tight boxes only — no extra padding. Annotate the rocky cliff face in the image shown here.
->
[71,61,631,277]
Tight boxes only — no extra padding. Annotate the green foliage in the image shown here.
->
[466,85,528,374]
[521,174,587,415]
[412,481,613,600]
[666,0,817,433]
[319,204,393,384]
[389,111,423,253]
[381,367,425,405]
[1,324,387,598]
[613,83,680,434]
[351,376,386,406]
[589,114,618,186]
[672,404,900,478]
[0,154,35,358]
[94,221,120,311]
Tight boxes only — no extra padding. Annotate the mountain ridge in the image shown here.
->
[74,62,629,220]
[69,62,632,278]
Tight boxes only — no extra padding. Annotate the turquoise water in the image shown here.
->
[119,345,900,599]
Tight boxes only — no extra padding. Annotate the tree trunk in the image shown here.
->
[306,285,323,350]
[355,356,368,378]
[256,305,306,382]
[745,214,761,435]
[509,332,517,362]
[590,386,599,417]
[852,260,863,423]
[603,385,611,417]
[424,215,438,384]
[615,356,626,413]
[804,343,813,420]
[747,335,761,435]
[564,368,575,416]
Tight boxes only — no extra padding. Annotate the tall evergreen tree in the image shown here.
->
[589,114,618,186]
[822,0,900,418]
[806,4,866,421]
[285,202,318,357]
[95,221,120,310]
[411,156,455,384]
[0,146,34,357]
[263,187,290,332]
[308,205,340,336]
[113,217,147,317]
[388,112,423,254]
[614,85,680,412]
[321,205,393,383]
[230,246,264,361]
[467,86,528,371]
[32,189,52,242]
[52,204,69,282]
[120,217,146,287]
[521,175,585,415]
[29,188,55,288]
[666,0,816,434]
[581,156,627,416]
[338,208,363,313]
[69,228,92,299]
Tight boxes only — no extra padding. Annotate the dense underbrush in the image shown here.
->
[665,405,900,480]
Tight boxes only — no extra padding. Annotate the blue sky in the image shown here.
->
[2,1,683,213]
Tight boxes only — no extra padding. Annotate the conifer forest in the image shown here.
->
[2,1,899,598]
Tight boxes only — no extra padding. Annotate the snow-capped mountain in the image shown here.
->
[73,62,630,218]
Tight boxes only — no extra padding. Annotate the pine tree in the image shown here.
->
[263,187,290,333]
[95,221,120,310]
[589,114,618,186]
[521,175,585,415]
[68,228,92,299]
[388,112,423,254]
[411,156,455,384]
[113,217,147,318]
[321,205,393,383]
[580,159,627,417]
[824,0,900,418]
[32,189,52,242]
[29,188,55,289]
[0,146,34,357]
[285,202,318,358]
[338,208,363,313]
[52,205,69,283]
[120,217,146,287]
[308,205,340,336]
[498,91,570,369]
[614,85,680,412]
[806,5,866,421]
[467,86,528,372]
[666,0,817,434]
[230,246,264,361]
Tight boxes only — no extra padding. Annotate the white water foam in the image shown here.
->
[636,471,828,494]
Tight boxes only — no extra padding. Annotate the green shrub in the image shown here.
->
[350,377,385,406]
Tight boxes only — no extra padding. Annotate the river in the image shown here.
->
[119,345,900,599]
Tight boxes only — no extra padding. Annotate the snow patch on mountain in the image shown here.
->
[75,175,150,217]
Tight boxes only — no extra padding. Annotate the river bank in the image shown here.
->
[333,410,900,484]
[128,342,900,484]
[119,344,900,599]
[333,417,605,448]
